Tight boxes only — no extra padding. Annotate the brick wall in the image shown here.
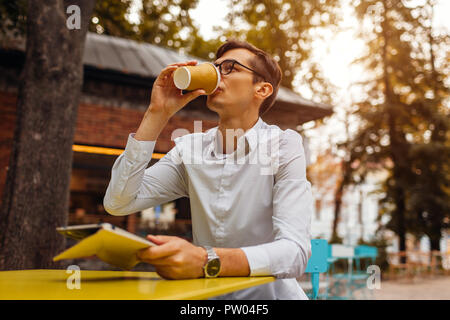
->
[75,102,217,151]
[0,91,218,203]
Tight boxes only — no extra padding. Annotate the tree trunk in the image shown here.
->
[429,234,441,251]
[394,187,407,252]
[381,0,408,259]
[332,178,344,242]
[331,158,352,243]
[0,0,95,270]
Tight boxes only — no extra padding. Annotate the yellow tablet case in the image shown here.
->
[53,224,155,270]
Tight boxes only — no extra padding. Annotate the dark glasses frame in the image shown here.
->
[214,59,266,81]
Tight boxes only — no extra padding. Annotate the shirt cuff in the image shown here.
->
[123,133,157,162]
[241,245,272,277]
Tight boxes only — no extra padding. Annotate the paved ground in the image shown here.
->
[353,275,450,300]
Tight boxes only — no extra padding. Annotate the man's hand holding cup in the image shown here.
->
[148,60,207,119]
[135,60,215,141]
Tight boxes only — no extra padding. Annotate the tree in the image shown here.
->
[217,0,341,103]
[307,151,346,243]
[405,0,450,251]
[0,0,95,269]
[349,0,449,252]
[87,0,220,60]
[349,0,420,253]
[85,0,342,101]
[138,0,200,51]
[89,0,136,39]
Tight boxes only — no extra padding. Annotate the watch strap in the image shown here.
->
[204,246,218,260]
[202,246,220,278]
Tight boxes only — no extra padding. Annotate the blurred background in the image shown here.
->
[0,0,448,299]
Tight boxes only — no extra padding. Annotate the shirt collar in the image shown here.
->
[243,116,263,152]
[209,117,264,158]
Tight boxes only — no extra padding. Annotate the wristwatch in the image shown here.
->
[203,246,221,278]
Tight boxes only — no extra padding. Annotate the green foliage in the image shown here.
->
[84,0,344,99]
[137,0,199,49]
[0,0,27,37]
[2,1,447,250]
[216,0,341,100]
[348,0,449,250]
[90,0,137,38]
[1,0,343,99]
[87,0,219,61]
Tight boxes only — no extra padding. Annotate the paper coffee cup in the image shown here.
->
[173,62,221,95]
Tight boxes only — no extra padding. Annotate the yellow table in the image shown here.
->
[0,269,274,300]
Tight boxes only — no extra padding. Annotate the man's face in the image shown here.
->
[206,48,260,117]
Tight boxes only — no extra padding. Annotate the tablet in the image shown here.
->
[54,223,157,270]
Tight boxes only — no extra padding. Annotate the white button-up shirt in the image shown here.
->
[103,117,313,300]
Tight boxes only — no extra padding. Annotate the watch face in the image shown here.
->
[206,258,221,277]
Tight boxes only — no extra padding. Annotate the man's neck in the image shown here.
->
[217,113,259,154]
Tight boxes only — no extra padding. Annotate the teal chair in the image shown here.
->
[327,244,355,299]
[328,244,379,299]
[354,245,378,270]
[305,239,329,299]
[353,245,378,299]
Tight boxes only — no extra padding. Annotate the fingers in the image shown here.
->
[139,245,174,260]
[157,61,198,81]
[146,234,170,245]
[168,60,197,67]
[137,236,180,261]
[137,246,171,262]
[181,89,207,105]
[147,234,181,245]
[156,66,178,82]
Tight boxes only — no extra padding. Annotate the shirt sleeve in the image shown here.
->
[103,133,188,216]
[241,129,313,278]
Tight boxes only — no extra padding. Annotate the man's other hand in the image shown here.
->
[137,235,207,280]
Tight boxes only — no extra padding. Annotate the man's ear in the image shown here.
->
[255,82,273,100]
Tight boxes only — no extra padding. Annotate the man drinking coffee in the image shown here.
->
[103,39,313,300]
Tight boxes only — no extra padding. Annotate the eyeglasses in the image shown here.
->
[214,59,266,81]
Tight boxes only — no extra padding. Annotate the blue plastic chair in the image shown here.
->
[354,245,378,268]
[353,245,378,299]
[305,239,329,299]
[328,245,379,299]
[327,244,355,299]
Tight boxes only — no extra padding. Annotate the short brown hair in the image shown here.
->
[215,39,282,116]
